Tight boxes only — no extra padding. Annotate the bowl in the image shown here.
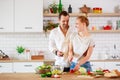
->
[35,68,51,74]
[51,65,64,75]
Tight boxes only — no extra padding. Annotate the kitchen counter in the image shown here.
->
[0,73,120,80]
[0,59,55,62]
[90,59,120,62]
[0,59,120,62]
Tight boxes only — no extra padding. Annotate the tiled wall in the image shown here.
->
[43,0,120,13]
[91,33,120,60]
[0,33,55,60]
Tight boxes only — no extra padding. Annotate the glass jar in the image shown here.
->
[93,7,102,13]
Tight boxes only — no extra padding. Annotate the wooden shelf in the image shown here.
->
[89,30,120,33]
[44,13,120,17]
[88,13,120,17]
[45,30,120,33]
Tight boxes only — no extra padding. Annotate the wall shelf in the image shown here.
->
[44,13,120,17]
[89,30,120,33]
[44,30,120,33]
[44,13,120,33]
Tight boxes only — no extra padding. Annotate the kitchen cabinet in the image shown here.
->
[104,62,120,71]
[15,0,43,32]
[0,62,13,73]
[0,0,14,32]
[13,62,43,73]
[0,0,43,33]
[90,62,105,71]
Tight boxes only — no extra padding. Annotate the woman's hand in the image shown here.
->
[73,64,80,71]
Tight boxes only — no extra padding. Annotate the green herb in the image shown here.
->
[37,64,51,70]
[43,20,59,32]
[16,46,25,54]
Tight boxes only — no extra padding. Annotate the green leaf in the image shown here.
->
[16,46,25,54]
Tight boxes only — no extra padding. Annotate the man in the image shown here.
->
[49,11,73,72]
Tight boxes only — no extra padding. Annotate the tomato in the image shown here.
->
[70,69,75,73]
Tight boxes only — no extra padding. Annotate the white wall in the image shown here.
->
[43,0,120,13]
[0,32,120,60]
[0,33,55,60]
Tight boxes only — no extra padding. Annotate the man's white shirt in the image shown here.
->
[49,26,74,67]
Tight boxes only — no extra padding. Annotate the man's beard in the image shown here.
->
[62,24,68,28]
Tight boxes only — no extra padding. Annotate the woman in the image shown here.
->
[68,16,95,72]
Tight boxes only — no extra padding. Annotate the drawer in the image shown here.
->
[0,63,13,73]
[13,62,43,73]
[90,62,105,71]
[104,62,120,71]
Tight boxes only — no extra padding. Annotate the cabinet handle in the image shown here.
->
[116,64,120,66]
[25,27,32,29]
[0,65,2,67]
[0,27,4,29]
[24,65,32,67]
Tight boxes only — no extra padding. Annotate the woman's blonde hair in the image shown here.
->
[77,16,89,27]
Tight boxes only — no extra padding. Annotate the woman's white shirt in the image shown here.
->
[70,32,95,62]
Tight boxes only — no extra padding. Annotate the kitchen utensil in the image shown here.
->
[31,55,44,60]
[79,4,91,13]
[0,50,9,60]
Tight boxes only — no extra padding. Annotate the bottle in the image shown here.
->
[112,21,117,30]
[58,0,63,13]
[25,49,31,60]
[117,20,120,30]
[68,4,72,13]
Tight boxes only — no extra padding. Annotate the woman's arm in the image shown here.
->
[68,42,74,62]
[73,46,94,71]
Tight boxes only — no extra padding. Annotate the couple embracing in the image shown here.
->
[49,11,95,72]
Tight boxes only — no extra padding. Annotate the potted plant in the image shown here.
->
[49,2,58,13]
[43,20,59,32]
[16,46,25,54]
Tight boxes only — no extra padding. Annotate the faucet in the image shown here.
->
[111,44,119,59]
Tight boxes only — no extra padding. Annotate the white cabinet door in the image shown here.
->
[0,63,13,73]
[13,62,43,73]
[15,0,43,32]
[104,62,120,71]
[0,0,14,32]
[90,62,105,71]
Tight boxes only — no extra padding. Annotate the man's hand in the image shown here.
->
[68,55,73,62]
[57,51,64,57]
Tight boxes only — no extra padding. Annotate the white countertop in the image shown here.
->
[0,59,55,62]
[0,59,120,62]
